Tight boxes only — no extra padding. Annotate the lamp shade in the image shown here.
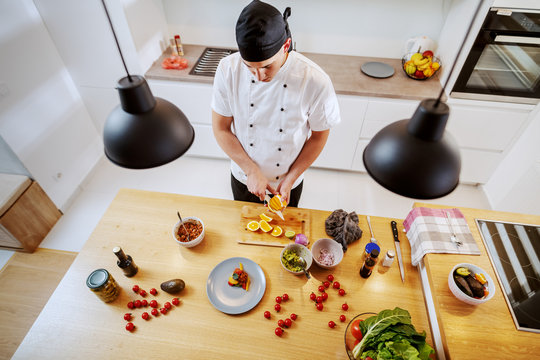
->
[103,75,195,169]
[362,99,460,199]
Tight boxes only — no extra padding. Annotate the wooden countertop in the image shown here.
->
[145,44,444,101]
[415,203,540,360]
[13,189,434,359]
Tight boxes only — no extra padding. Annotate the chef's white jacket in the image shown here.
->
[211,50,341,189]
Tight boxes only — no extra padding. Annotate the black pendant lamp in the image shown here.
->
[363,1,483,199]
[101,0,194,169]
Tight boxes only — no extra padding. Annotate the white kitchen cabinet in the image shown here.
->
[360,98,420,138]
[312,95,368,170]
[187,124,227,159]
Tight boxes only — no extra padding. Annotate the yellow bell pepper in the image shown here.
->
[475,273,487,285]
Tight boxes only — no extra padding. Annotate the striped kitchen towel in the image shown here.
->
[403,207,480,266]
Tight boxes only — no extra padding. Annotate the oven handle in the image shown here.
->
[494,35,540,45]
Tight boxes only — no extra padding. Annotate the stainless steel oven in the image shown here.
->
[452,8,540,104]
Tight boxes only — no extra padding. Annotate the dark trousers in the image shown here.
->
[230,174,303,208]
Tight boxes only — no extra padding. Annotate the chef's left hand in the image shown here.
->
[277,175,295,206]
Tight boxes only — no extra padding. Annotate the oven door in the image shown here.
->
[452,22,540,104]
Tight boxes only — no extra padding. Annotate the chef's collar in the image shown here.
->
[235,0,292,62]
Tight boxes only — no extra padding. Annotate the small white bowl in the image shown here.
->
[173,216,205,248]
[280,243,312,275]
[311,238,344,269]
[448,263,495,305]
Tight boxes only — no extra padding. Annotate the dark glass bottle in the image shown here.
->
[113,246,138,277]
[360,248,379,278]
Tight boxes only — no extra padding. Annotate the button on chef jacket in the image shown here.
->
[212,51,341,190]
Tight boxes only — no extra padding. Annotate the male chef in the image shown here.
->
[211,0,340,207]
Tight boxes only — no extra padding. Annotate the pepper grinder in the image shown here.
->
[113,246,138,277]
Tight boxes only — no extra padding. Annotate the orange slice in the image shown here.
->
[259,213,273,222]
[269,195,286,212]
[271,226,283,237]
[259,219,272,233]
[247,220,260,231]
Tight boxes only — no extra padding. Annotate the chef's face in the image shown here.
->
[243,39,291,82]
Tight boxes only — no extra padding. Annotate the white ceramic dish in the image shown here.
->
[173,216,205,248]
[448,263,495,305]
[311,238,344,269]
[280,243,312,275]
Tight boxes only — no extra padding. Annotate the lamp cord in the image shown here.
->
[434,0,484,107]
[101,0,132,82]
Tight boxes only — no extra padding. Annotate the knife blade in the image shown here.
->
[391,221,405,283]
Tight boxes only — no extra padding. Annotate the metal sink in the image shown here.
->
[189,47,237,77]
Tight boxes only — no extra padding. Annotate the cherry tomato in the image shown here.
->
[342,303,349,311]
[172,298,180,306]
[275,327,283,337]
[322,292,328,301]
[160,307,167,315]
[339,288,346,296]
[282,293,289,302]
[134,300,142,308]
[278,319,285,328]
[164,302,172,310]
[151,308,159,316]
[275,296,282,304]
[328,320,336,328]
[123,313,132,321]
[142,312,149,320]
[333,281,340,289]
[327,274,334,282]
[316,303,323,311]
[139,290,147,297]
[149,300,158,308]
[284,318,292,328]
[351,319,364,340]
[274,304,281,312]
[340,314,346,322]
[310,292,317,301]
[132,285,139,293]
[141,299,148,307]
[316,296,323,303]
[264,311,271,319]
[127,301,134,309]
[323,281,330,288]
[149,288,158,296]
[125,322,135,331]
[318,285,326,293]
[290,313,297,321]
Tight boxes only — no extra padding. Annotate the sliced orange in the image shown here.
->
[259,213,273,222]
[271,226,283,237]
[246,220,260,231]
[269,195,285,212]
[259,219,273,233]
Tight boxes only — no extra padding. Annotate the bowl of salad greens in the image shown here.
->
[345,308,435,360]
[280,243,312,275]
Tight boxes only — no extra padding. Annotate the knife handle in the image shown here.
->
[391,221,399,242]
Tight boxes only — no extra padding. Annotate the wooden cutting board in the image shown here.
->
[239,205,311,247]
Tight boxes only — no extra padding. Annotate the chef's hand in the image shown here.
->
[246,168,276,201]
[277,175,296,206]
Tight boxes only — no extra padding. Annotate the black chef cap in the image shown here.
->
[235,1,292,62]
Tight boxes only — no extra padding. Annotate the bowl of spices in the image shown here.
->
[311,238,344,269]
[173,216,205,248]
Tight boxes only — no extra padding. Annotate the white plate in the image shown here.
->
[206,257,266,314]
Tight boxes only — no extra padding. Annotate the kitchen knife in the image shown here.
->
[391,221,405,283]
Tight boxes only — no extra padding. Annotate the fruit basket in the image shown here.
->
[402,51,441,80]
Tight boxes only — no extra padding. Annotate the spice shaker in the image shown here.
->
[382,250,395,267]
[113,246,138,277]
[360,248,380,278]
